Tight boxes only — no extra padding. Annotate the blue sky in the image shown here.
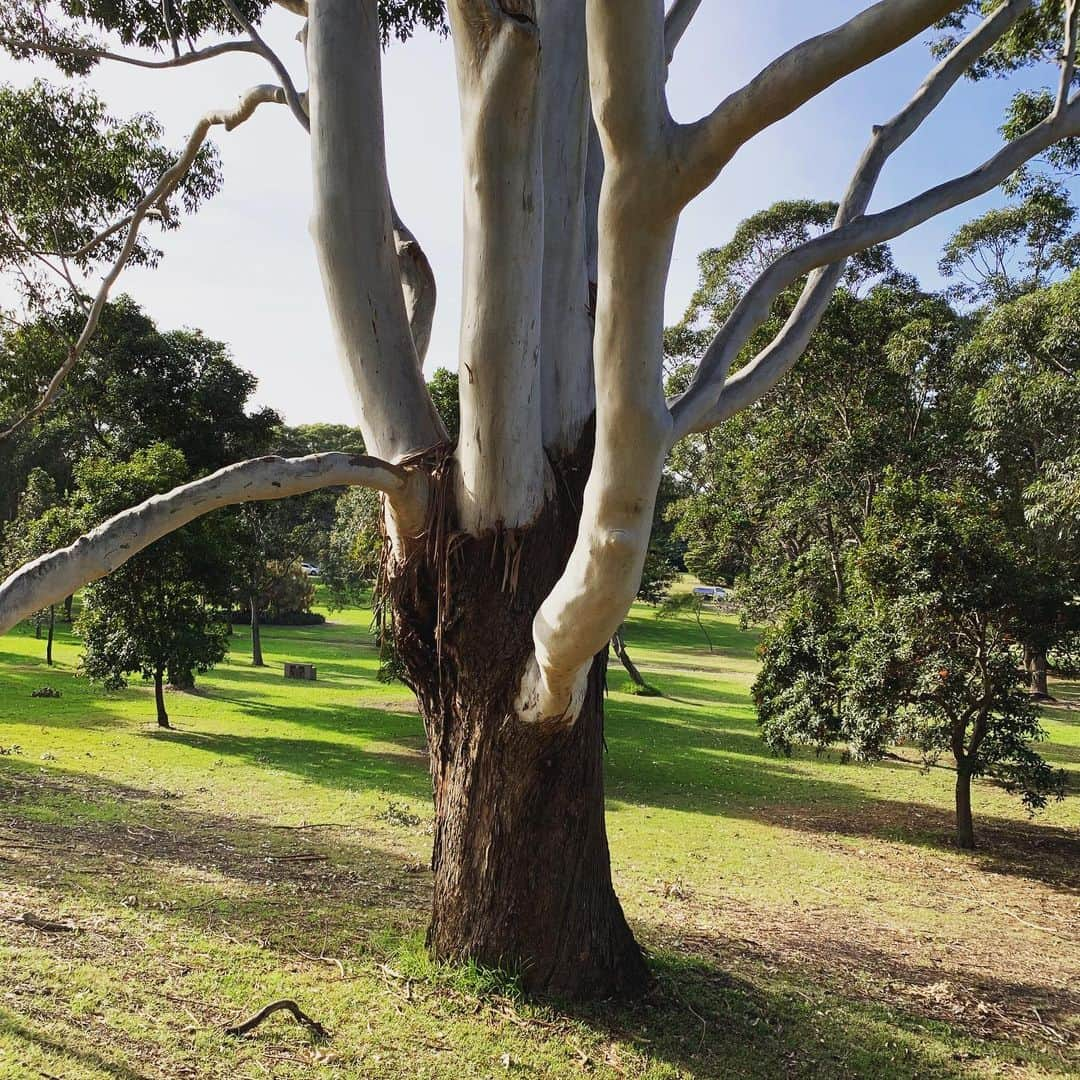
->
[0,3,1059,424]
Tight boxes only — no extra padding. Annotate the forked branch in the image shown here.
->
[670,0,963,208]
[671,0,1037,438]
[0,453,423,636]
[0,84,288,443]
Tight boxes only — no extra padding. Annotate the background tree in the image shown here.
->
[72,445,232,724]
[0,469,76,663]
[4,0,1080,997]
[962,271,1080,693]
[938,178,1080,303]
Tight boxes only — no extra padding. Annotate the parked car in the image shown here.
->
[692,584,727,603]
[300,562,321,577]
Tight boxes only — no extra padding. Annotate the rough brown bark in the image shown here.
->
[154,668,170,729]
[955,763,975,850]
[1028,647,1050,699]
[387,439,650,1000]
[250,595,265,667]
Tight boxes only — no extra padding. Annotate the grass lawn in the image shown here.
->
[0,593,1077,1079]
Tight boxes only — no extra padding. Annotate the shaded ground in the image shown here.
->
[0,598,1077,1078]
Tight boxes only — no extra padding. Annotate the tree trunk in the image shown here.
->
[250,595,264,667]
[45,605,54,666]
[954,764,975,850]
[388,448,649,1000]
[63,594,73,622]
[154,668,170,729]
[1028,647,1050,699]
[167,664,195,691]
[611,627,653,694]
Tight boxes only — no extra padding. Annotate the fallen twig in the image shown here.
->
[11,912,78,932]
[224,999,329,1040]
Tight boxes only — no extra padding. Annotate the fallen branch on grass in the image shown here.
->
[224,999,329,1040]
[12,911,78,932]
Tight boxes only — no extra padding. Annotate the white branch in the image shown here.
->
[1057,0,1079,116]
[0,84,288,443]
[670,0,963,208]
[538,0,595,456]
[307,0,445,461]
[674,5,1077,437]
[392,211,437,366]
[0,454,422,636]
[519,0,676,722]
[663,0,704,65]
[449,0,548,530]
[220,0,309,131]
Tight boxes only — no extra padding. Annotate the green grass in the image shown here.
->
[0,591,1077,1079]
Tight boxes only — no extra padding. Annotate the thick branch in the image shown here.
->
[0,454,421,636]
[1057,0,1079,115]
[518,0,675,722]
[671,0,963,208]
[307,0,444,461]
[687,109,1080,429]
[0,84,287,443]
[538,0,595,456]
[663,0,704,65]
[392,211,436,365]
[671,0,1034,438]
[449,0,547,529]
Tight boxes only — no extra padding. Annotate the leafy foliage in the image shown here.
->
[73,445,232,704]
[0,81,220,315]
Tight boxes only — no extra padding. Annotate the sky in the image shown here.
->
[0,3,1055,425]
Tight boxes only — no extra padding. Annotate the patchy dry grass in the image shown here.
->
[0,594,1077,1078]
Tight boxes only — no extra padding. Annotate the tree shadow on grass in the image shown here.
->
[140,725,432,802]
[0,1008,153,1080]
[566,931,1077,1080]
[4,762,1077,1079]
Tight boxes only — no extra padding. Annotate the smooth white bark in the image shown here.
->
[308,0,445,462]
[538,0,595,457]
[670,0,1035,438]
[0,454,419,636]
[449,0,548,531]
[521,0,676,721]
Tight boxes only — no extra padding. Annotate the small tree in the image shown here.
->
[72,446,231,726]
[756,476,1068,849]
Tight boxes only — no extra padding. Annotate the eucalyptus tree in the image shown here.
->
[3,0,1080,997]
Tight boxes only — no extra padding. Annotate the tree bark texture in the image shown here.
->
[154,668,170,729]
[387,439,649,998]
[955,764,976,850]
[250,595,265,667]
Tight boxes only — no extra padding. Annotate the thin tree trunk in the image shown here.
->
[1029,647,1050,699]
[63,594,73,622]
[45,605,55,666]
[250,595,264,667]
[389,449,649,999]
[611,627,652,693]
[954,763,975,850]
[154,668,170,729]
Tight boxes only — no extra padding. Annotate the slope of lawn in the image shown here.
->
[0,591,1077,1079]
